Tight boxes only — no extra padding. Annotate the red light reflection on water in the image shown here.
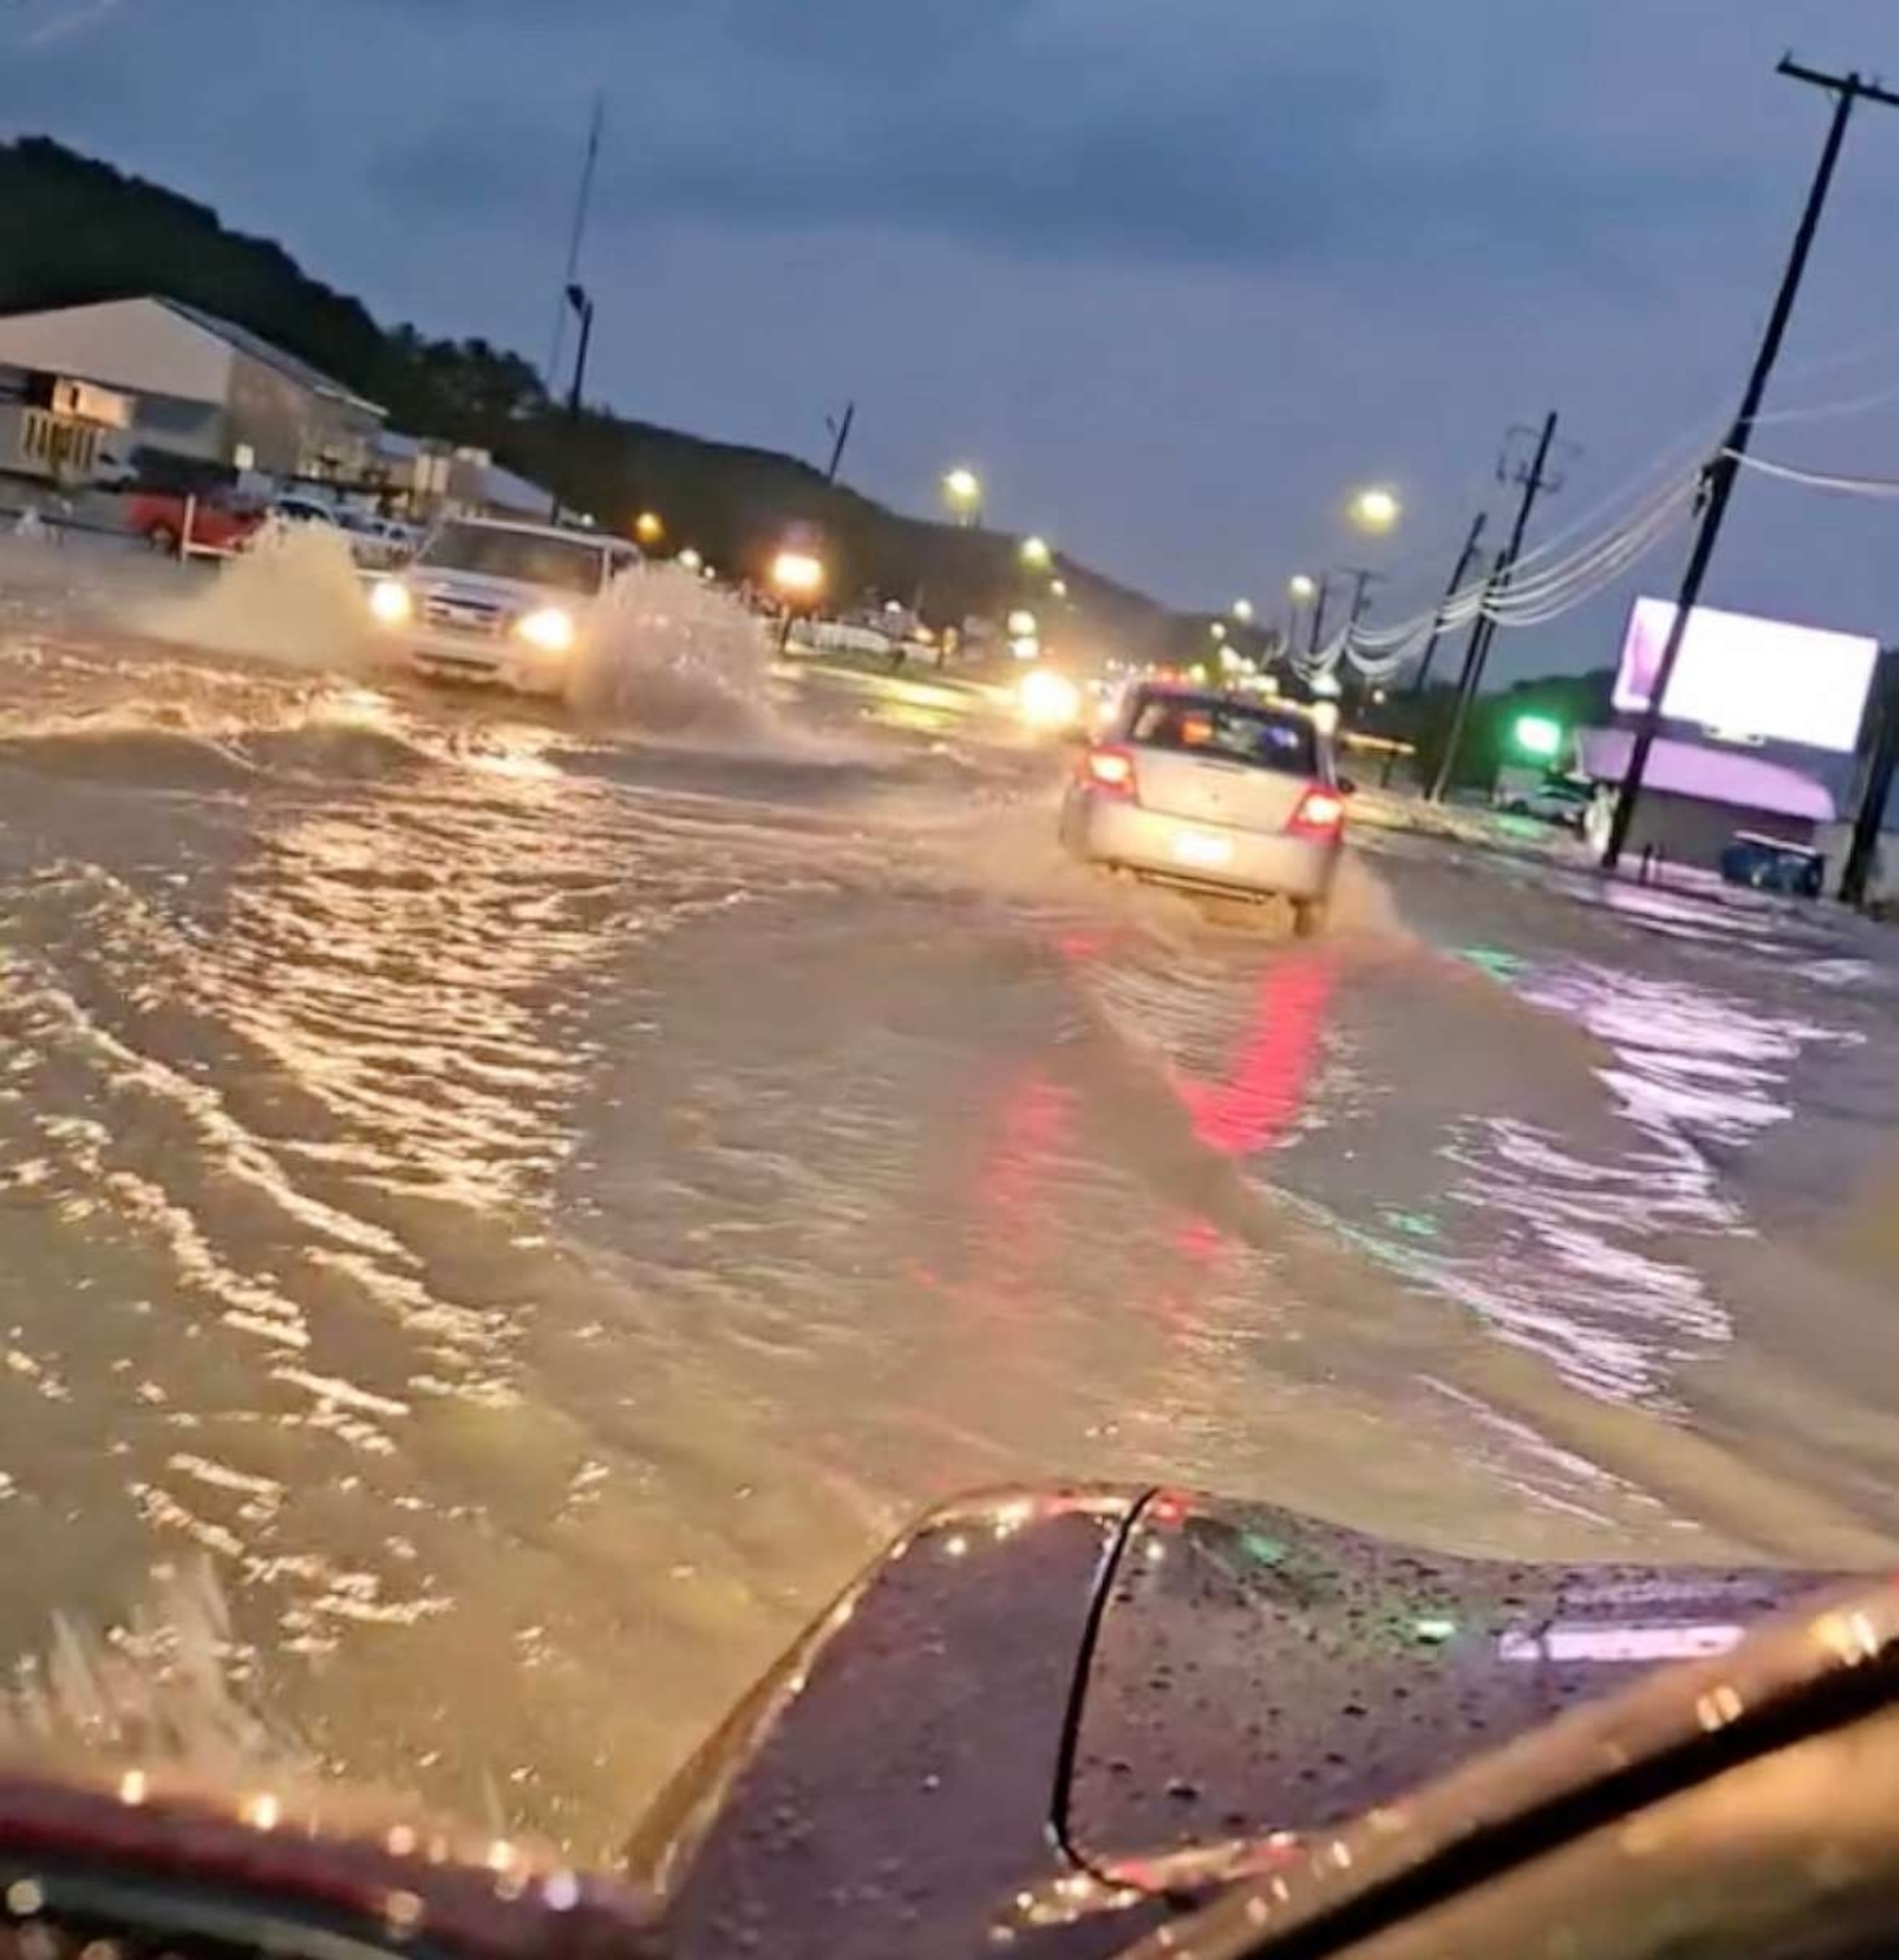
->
[1172,954,1337,1158]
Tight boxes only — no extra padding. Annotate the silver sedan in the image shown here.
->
[1060,686,1347,933]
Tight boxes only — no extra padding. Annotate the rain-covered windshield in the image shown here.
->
[4,5,1899,1950]
[418,524,607,595]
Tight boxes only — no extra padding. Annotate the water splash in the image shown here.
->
[131,524,378,671]
[562,562,794,746]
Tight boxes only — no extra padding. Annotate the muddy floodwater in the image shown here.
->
[0,537,1895,1855]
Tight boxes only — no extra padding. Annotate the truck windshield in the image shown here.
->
[420,525,607,595]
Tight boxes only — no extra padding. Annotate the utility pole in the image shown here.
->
[1605,57,1899,870]
[549,284,595,521]
[1306,574,1332,657]
[824,401,856,486]
[1341,566,1383,631]
[1842,647,1899,907]
[1428,412,1563,803]
[1336,567,1384,704]
[545,286,587,525]
[1410,510,1488,695]
[545,94,606,398]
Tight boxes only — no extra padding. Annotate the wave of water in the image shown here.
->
[1,576,1896,1853]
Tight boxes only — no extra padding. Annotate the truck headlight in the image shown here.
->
[1017,667,1083,731]
[368,579,413,625]
[515,606,576,653]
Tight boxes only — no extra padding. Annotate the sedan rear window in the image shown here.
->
[1127,695,1320,776]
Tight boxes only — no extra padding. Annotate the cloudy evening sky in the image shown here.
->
[8,0,1899,674]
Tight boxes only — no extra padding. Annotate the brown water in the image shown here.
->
[0,537,1894,1857]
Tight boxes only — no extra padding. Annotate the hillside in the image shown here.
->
[0,137,1188,656]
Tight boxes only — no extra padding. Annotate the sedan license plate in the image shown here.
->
[1172,829,1233,870]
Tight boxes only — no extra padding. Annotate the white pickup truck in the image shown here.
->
[364,516,638,694]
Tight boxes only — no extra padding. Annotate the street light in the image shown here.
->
[633,511,665,547]
[771,546,828,659]
[1020,535,1053,570]
[549,282,595,521]
[677,547,704,574]
[1049,577,1070,600]
[1232,598,1255,624]
[943,468,983,527]
[1288,574,1319,604]
[1209,621,1227,642]
[1349,485,1403,534]
[771,550,827,599]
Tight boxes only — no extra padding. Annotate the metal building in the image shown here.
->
[0,295,385,480]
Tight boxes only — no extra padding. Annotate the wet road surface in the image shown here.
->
[0,537,1894,1855]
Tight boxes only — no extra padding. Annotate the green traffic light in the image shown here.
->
[1513,713,1565,761]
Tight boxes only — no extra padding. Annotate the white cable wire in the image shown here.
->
[1345,477,1691,651]
[1498,468,1701,597]
[1748,372,1899,430]
[1724,450,1899,497]
[1486,484,1695,616]
[1285,442,1702,672]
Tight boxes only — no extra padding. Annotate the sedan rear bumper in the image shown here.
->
[1061,790,1340,902]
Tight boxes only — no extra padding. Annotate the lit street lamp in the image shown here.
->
[943,467,983,528]
[1020,535,1053,570]
[771,546,829,658]
[633,510,665,548]
[1349,485,1403,535]
[1288,574,1319,604]
[1232,598,1255,624]
[1049,577,1069,600]
[772,549,827,600]
[677,547,704,574]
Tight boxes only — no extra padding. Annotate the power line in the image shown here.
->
[1606,56,1899,871]
[1428,411,1563,804]
[1724,449,1899,496]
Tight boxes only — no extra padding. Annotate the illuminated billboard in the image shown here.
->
[1613,597,1879,754]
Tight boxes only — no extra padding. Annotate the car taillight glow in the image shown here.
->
[1289,788,1346,837]
[1082,745,1137,798]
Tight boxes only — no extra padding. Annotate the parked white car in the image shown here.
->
[1494,774,1593,829]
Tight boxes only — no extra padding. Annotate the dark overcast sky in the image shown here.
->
[8,0,1899,675]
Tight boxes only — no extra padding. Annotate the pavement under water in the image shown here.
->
[0,536,1894,1857]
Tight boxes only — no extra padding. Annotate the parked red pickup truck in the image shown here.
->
[126,491,263,556]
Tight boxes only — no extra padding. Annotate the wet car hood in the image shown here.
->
[1065,1493,1830,1877]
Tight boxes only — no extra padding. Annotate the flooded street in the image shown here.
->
[1,540,1895,1859]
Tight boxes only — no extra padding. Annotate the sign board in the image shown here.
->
[1613,597,1879,754]
[47,377,133,429]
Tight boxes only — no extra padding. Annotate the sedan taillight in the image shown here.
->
[1080,743,1139,799]
[1289,787,1347,838]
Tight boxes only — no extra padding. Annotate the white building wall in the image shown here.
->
[0,299,235,410]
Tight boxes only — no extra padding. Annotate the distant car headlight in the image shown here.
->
[368,579,412,625]
[1017,667,1083,731]
[515,605,577,653]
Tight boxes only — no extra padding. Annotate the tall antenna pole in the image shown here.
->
[545,93,606,397]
